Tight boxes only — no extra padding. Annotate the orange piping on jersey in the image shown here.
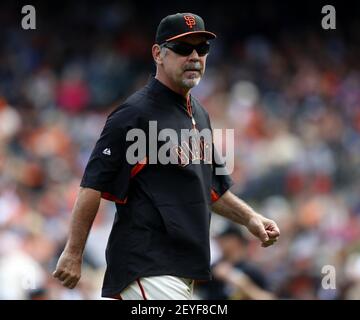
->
[186,95,197,130]
[186,95,193,117]
[130,157,148,178]
[101,158,147,205]
[101,192,128,204]
[211,188,220,202]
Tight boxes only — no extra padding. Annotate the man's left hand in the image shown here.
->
[245,214,280,247]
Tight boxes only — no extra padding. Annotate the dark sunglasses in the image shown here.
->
[162,41,210,56]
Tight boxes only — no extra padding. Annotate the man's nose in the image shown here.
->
[188,49,200,61]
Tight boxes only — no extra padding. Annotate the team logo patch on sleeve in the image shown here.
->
[103,148,111,155]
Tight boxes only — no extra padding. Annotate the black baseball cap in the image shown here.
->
[155,13,216,44]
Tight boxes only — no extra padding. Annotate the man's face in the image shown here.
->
[159,34,209,90]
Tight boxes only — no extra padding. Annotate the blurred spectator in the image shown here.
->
[0,231,52,300]
[199,224,274,300]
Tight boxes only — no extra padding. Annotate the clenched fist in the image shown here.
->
[53,251,82,289]
[245,214,280,247]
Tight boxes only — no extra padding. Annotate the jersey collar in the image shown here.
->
[147,76,189,105]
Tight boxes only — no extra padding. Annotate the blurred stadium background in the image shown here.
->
[1,0,360,299]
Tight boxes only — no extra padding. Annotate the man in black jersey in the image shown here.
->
[53,12,280,300]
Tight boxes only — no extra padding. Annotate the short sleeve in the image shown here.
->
[210,145,234,203]
[80,104,141,204]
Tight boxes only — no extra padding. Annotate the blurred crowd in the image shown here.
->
[1,1,360,300]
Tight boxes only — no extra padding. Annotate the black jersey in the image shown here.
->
[80,76,233,298]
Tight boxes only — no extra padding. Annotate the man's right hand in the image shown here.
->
[52,188,101,290]
[52,251,82,289]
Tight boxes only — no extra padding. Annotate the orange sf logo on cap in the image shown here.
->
[184,15,196,29]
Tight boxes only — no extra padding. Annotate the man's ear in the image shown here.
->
[152,44,162,65]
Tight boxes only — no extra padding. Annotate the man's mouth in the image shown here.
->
[184,69,200,73]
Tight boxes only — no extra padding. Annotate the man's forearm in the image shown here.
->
[211,190,258,225]
[64,187,101,258]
